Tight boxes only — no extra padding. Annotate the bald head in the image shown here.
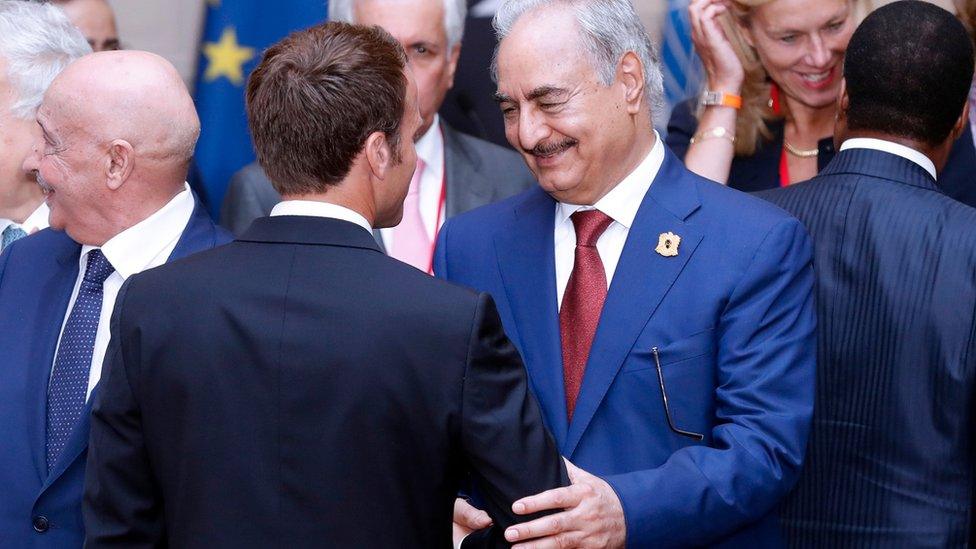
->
[49,50,200,178]
[25,50,200,245]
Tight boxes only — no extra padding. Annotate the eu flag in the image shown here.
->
[194,0,326,219]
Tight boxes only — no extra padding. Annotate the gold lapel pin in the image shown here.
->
[655,232,681,257]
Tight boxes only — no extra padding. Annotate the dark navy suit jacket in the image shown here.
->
[758,148,976,547]
[82,216,566,548]
[0,200,230,548]
[435,149,817,547]
[666,99,976,207]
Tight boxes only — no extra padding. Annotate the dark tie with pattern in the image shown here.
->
[560,209,614,420]
[46,249,115,471]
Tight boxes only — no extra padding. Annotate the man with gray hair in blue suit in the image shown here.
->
[220,0,535,274]
[0,1,90,254]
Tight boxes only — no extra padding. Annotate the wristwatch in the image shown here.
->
[700,90,743,110]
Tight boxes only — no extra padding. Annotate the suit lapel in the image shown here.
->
[168,197,219,261]
[565,152,704,456]
[26,234,81,482]
[493,188,569,445]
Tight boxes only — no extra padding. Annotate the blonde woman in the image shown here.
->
[666,0,855,190]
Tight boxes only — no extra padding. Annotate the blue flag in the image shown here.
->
[661,0,704,124]
[194,0,326,219]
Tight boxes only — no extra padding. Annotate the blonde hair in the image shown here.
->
[703,0,780,156]
[699,0,860,156]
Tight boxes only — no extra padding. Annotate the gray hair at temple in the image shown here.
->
[492,0,665,120]
[0,0,91,119]
[328,0,468,50]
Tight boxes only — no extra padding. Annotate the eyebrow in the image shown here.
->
[494,85,569,104]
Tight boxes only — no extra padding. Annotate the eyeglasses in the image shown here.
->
[652,347,704,441]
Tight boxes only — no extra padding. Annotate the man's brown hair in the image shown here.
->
[246,21,407,195]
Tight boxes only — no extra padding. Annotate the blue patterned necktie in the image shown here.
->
[46,249,115,471]
[1,224,27,251]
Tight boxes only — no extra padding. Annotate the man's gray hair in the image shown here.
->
[328,0,468,50]
[0,1,90,119]
[492,0,665,120]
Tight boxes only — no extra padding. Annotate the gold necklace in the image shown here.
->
[784,141,819,158]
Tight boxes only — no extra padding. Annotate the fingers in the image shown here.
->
[505,510,576,544]
[512,485,584,515]
[512,534,581,549]
[453,498,492,530]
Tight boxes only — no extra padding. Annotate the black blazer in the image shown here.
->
[83,216,567,548]
[666,99,976,207]
[758,148,976,547]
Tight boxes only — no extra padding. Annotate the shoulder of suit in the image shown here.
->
[678,165,800,233]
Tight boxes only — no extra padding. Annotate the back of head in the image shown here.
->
[844,0,974,146]
[245,22,407,196]
[0,0,90,119]
[491,0,664,121]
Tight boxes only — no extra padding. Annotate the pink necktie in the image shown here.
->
[391,159,431,271]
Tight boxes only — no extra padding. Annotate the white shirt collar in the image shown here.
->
[0,201,50,236]
[840,138,937,180]
[270,200,373,234]
[556,131,666,228]
[80,183,195,279]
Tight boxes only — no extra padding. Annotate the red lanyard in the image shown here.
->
[779,148,790,187]
[424,126,448,274]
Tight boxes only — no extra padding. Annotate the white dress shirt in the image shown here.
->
[52,184,195,401]
[0,201,50,237]
[270,200,373,232]
[840,138,938,180]
[554,132,666,309]
[379,114,446,248]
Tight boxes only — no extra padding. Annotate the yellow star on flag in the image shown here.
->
[202,27,255,85]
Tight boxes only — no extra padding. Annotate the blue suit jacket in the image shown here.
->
[434,149,817,547]
[0,200,231,548]
[758,148,976,547]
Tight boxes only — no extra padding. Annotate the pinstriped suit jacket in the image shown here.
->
[759,147,976,548]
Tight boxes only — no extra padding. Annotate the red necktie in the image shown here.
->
[560,209,614,420]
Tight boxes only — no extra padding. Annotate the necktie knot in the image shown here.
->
[1,224,27,250]
[83,249,115,285]
[571,209,614,247]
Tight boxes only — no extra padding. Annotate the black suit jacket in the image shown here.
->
[666,99,976,206]
[758,148,976,547]
[83,216,567,548]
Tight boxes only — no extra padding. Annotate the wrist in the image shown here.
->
[699,90,743,110]
[707,79,743,96]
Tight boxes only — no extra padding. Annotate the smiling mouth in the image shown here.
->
[35,172,53,195]
[528,139,578,161]
[796,66,836,89]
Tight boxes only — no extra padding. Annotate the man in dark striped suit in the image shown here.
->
[759,2,976,546]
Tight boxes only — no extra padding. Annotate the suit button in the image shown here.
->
[33,515,49,533]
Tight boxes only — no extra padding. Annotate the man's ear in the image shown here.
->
[617,52,645,115]
[838,78,849,116]
[364,130,392,180]
[105,139,134,191]
[951,101,969,142]
[445,43,461,90]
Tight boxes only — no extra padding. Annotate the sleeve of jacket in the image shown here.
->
[83,277,165,548]
[603,217,817,547]
[459,293,569,547]
[664,99,699,160]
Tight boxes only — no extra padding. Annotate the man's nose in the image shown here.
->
[517,107,552,152]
